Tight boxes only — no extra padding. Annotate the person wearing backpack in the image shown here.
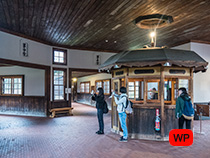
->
[91,88,105,135]
[175,87,193,129]
[112,87,128,142]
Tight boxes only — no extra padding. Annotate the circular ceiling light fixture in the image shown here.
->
[134,14,173,29]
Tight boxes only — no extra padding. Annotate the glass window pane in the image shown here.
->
[164,80,172,101]
[54,57,59,62]
[147,82,158,100]
[54,70,64,100]
[54,51,59,56]
[54,50,65,63]
[179,79,188,91]
[129,92,135,99]
[128,82,134,99]
[80,83,85,93]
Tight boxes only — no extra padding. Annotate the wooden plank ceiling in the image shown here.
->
[0,0,210,52]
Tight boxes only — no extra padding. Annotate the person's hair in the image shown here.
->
[178,87,188,96]
[120,87,127,94]
[152,88,156,91]
[97,87,104,96]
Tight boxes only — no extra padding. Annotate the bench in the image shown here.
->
[49,107,73,118]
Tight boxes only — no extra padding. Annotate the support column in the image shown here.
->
[189,68,194,130]
[143,79,147,105]
[69,68,72,107]
[189,68,194,104]
[160,67,165,138]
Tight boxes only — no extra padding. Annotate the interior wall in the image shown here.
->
[172,42,210,103]
[68,49,115,69]
[172,43,191,51]
[0,31,116,102]
[76,73,112,109]
[0,31,116,69]
[77,73,112,92]
[0,31,52,66]
[191,42,210,103]
[0,66,45,96]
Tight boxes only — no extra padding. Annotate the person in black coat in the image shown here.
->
[92,87,105,134]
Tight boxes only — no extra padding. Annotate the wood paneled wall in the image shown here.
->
[77,93,112,109]
[0,96,47,116]
[126,106,178,138]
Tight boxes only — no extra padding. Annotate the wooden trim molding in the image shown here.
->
[0,58,50,70]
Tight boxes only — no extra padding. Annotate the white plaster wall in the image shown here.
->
[191,42,210,102]
[68,49,115,69]
[172,43,191,50]
[0,31,116,100]
[77,73,112,92]
[172,42,210,102]
[0,66,45,96]
[0,31,51,66]
[0,31,116,69]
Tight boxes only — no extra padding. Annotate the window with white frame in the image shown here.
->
[85,82,90,93]
[103,80,110,94]
[95,80,110,95]
[53,70,65,100]
[0,76,23,96]
[80,82,90,93]
[96,81,102,91]
[128,80,144,101]
[53,48,67,65]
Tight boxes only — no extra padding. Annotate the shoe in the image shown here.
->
[119,137,128,142]
[96,131,104,134]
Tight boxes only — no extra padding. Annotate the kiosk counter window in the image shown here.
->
[128,79,144,102]
[147,81,159,100]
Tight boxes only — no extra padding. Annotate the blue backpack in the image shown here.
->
[182,97,194,117]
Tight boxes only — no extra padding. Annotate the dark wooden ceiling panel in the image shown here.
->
[1,0,210,52]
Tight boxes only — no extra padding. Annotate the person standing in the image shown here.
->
[175,87,193,129]
[92,88,105,134]
[113,87,128,142]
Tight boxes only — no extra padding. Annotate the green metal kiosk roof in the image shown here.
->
[99,48,208,73]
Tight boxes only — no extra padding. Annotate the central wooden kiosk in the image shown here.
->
[100,48,208,140]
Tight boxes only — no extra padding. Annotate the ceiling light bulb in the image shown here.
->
[72,78,77,82]
[150,32,156,38]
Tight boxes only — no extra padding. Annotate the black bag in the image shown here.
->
[122,96,133,114]
[103,101,109,114]
[91,96,95,101]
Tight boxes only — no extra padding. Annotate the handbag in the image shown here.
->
[103,101,109,114]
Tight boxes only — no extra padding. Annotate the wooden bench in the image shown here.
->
[49,107,73,118]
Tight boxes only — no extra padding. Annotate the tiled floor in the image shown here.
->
[0,103,210,158]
